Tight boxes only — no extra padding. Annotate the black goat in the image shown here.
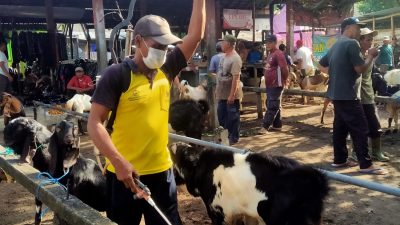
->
[4,118,106,225]
[169,99,210,140]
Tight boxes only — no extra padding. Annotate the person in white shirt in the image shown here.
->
[295,40,315,76]
[0,39,13,94]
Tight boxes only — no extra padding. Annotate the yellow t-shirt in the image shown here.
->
[106,70,172,175]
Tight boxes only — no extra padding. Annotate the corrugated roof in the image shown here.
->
[0,0,270,30]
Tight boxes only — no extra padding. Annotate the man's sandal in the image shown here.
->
[331,160,358,168]
[358,168,388,175]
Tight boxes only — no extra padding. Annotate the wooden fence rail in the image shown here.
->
[0,149,116,225]
[242,86,400,118]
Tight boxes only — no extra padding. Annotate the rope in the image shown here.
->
[35,169,70,219]
[0,147,14,156]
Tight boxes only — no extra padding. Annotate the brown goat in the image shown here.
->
[0,92,25,125]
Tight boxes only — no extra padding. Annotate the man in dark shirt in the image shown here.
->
[259,35,289,134]
[319,17,387,175]
[87,0,205,224]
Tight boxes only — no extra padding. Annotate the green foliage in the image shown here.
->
[357,0,400,14]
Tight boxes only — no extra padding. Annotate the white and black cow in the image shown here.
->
[170,142,329,225]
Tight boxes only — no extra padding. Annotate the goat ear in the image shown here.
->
[48,124,56,133]
[170,143,178,155]
[55,126,61,133]
[20,135,35,163]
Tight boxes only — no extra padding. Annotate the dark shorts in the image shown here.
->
[106,168,182,225]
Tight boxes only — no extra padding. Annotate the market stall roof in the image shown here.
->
[0,0,269,30]
[0,0,358,30]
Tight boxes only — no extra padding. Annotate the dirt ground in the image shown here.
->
[1,98,400,225]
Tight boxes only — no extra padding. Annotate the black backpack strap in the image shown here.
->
[106,59,136,133]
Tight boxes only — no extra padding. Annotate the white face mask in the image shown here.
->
[139,39,167,69]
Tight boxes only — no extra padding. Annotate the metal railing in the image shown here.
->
[32,101,400,197]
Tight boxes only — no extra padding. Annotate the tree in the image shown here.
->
[357,0,400,14]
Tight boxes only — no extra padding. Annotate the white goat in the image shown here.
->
[384,70,400,132]
[384,69,400,85]
[65,94,92,113]
[387,90,400,132]
[179,80,207,101]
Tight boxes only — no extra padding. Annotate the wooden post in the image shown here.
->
[205,0,218,130]
[252,0,256,42]
[256,92,263,118]
[372,16,375,30]
[391,16,394,37]
[45,0,59,67]
[215,0,222,39]
[269,3,274,34]
[286,0,294,56]
[81,24,91,59]
[69,24,74,59]
[92,0,107,72]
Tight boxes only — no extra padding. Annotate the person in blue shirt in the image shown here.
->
[246,44,263,64]
[376,36,394,70]
[209,41,223,75]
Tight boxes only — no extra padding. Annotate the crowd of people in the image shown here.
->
[208,17,393,177]
[1,0,397,223]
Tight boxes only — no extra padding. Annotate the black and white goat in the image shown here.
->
[170,142,329,225]
[4,118,106,225]
[169,99,210,140]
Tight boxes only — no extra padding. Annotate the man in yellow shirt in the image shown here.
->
[87,1,205,224]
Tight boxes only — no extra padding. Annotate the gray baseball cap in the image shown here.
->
[134,15,182,45]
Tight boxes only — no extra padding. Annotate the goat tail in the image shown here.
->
[197,100,210,115]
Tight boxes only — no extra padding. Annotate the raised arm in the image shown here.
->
[177,0,206,61]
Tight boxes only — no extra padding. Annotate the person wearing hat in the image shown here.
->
[215,34,243,145]
[376,36,394,70]
[0,38,13,95]
[208,41,223,74]
[88,0,205,224]
[258,34,289,134]
[319,17,388,175]
[67,66,94,96]
[351,27,390,162]
[294,39,314,76]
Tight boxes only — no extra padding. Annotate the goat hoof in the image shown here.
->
[393,129,398,134]
[384,130,392,135]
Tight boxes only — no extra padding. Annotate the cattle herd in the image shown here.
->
[1,69,400,225]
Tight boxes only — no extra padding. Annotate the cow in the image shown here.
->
[170,142,329,225]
